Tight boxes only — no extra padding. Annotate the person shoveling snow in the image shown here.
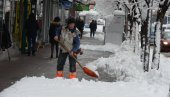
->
[54,17,98,79]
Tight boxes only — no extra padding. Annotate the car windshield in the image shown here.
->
[164,32,170,39]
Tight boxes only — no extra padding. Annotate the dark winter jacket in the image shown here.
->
[27,14,39,37]
[90,21,97,31]
[76,20,84,30]
[49,22,62,44]
[1,23,12,50]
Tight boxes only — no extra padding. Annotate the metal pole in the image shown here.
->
[21,0,28,53]
[42,0,47,43]
[56,0,59,16]
[0,0,4,51]
[61,4,65,25]
[69,0,76,17]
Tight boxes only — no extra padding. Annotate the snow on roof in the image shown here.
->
[79,10,99,16]
[114,10,125,15]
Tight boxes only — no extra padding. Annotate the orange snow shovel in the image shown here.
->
[58,41,99,78]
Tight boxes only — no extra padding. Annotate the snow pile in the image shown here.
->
[85,40,170,85]
[0,77,169,97]
[81,43,120,53]
[159,55,170,84]
[86,48,143,81]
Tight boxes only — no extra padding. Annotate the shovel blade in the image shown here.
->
[83,67,98,78]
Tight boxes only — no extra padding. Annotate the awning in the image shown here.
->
[59,0,73,10]
[74,2,89,11]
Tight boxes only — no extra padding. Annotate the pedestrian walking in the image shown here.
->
[26,13,39,56]
[1,22,12,51]
[89,20,97,38]
[49,16,62,58]
[54,17,81,79]
[76,17,85,39]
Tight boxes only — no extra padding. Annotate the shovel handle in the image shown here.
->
[58,41,84,69]
[58,41,98,78]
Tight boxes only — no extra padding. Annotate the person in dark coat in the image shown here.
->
[89,20,97,38]
[49,16,62,58]
[1,22,12,50]
[76,18,84,39]
[27,13,39,56]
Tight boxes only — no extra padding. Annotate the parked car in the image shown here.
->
[161,31,170,52]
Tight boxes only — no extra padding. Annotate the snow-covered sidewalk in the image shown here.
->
[0,77,168,97]
[1,25,170,97]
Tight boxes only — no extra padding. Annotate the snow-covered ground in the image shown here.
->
[81,43,119,53]
[0,77,168,97]
[1,24,170,97]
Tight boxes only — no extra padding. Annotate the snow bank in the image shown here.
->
[0,77,168,97]
[85,40,170,85]
[159,55,170,84]
[86,47,143,81]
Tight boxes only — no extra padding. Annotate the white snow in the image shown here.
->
[1,19,170,97]
[1,41,170,97]
[81,43,119,53]
[1,35,170,97]
[0,77,169,97]
[1,1,170,96]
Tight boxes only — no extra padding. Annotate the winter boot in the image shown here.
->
[56,71,64,77]
[69,72,76,79]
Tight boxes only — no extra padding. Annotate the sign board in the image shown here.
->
[105,14,125,45]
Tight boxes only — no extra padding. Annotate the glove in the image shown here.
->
[74,48,83,55]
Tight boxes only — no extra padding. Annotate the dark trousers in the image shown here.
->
[90,30,95,37]
[57,52,76,72]
[51,42,59,57]
[28,35,36,54]
[79,28,83,39]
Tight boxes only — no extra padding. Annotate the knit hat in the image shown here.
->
[54,16,61,22]
[67,17,76,25]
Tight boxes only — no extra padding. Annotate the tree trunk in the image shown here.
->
[134,22,139,53]
[152,22,161,69]
[152,0,170,70]
[140,9,150,72]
